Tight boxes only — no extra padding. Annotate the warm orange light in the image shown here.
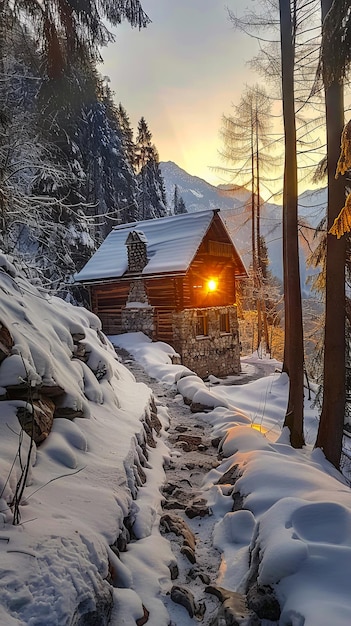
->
[207,279,218,292]
[251,423,267,434]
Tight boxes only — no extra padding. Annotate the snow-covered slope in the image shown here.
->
[0,257,171,625]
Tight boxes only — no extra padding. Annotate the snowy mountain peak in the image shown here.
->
[160,161,249,213]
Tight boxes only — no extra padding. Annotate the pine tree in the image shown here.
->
[5,0,150,79]
[0,15,93,292]
[173,184,187,214]
[117,103,136,170]
[135,117,167,220]
[177,196,187,214]
[173,185,179,214]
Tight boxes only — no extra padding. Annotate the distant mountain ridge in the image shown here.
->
[160,161,327,296]
[160,161,251,213]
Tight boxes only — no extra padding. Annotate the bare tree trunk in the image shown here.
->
[250,124,256,270]
[282,179,289,373]
[315,0,346,468]
[279,0,305,447]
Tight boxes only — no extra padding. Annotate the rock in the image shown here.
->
[73,342,88,361]
[171,488,193,503]
[232,492,244,511]
[17,396,55,444]
[170,585,196,618]
[179,478,192,488]
[186,567,199,580]
[180,545,196,564]
[71,332,85,342]
[187,568,211,585]
[190,401,212,413]
[170,354,181,365]
[160,513,196,551]
[175,433,204,452]
[217,464,240,485]
[185,498,210,519]
[196,602,206,619]
[136,605,149,625]
[6,382,65,401]
[206,586,259,626]
[199,572,211,585]
[114,525,130,554]
[38,383,65,398]
[175,425,188,432]
[162,483,177,495]
[211,436,222,448]
[149,397,162,435]
[163,500,186,510]
[169,562,179,580]
[0,324,13,362]
[72,582,113,626]
[246,583,280,621]
[53,406,85,419]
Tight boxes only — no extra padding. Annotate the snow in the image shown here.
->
[2,257,351,626]
[189,189,204,198]
[111,333,351,626]
[0,263,157,624]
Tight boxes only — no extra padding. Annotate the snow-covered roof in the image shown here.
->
[75,210,244,283]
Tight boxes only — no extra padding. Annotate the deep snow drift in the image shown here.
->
[0,259,164,625]
[1,255,351,626]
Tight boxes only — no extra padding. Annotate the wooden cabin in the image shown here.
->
[75,209,247,378]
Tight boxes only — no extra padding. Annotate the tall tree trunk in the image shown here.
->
[279,0,305,447]
[250,125,256,270]
[282,178,289,373]
[256,115,261,273]
[315,0,346,468]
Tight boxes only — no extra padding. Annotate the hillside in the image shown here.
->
[0,256,350,625]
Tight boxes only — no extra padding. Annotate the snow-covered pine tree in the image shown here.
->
[117,103,136,170]
[38,60,139,241]
[135,117,167,220]
[173,184,179,214]
[173,184,187,214]
[77,77,139,235]
[0,14,94,300]
[176,197,188,214]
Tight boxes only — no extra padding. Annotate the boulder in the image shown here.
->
[17,395,55,444]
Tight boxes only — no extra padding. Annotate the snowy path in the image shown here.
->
[114,348,221,624]
[113,349,275,625]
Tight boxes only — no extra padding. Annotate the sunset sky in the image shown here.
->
[101,1,264,187]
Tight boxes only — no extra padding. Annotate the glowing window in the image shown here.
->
[207,278,218,292]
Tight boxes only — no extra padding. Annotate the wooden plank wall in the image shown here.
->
[155,308,174,343]
[145,277,178,308]
[91,282,130,334]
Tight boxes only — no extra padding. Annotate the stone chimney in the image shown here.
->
[125,230,148,273]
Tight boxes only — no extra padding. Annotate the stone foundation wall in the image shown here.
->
[172,306,240,378]
[121,306,155,339]
[127,279,149,304]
